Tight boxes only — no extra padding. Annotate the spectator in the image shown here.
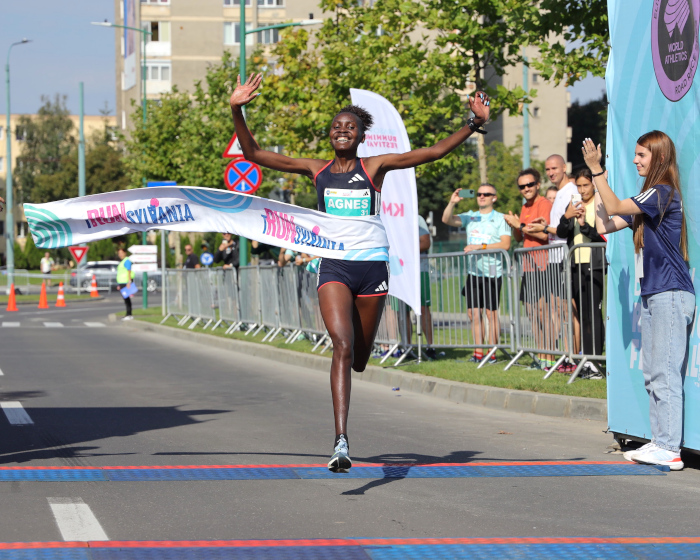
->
[401,215,438,360]
[545,186,558,204]
[444,184,511,364]
[504,169,553,369]
[40,252,55,287]
[116,247,133,321]
[251,240,281,266]
[556,168,606,376]
[214,233,239,270]
[279,249,296,267]
[183,244,200,269]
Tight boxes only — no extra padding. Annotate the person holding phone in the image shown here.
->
[554,168,606,374]
[584,131,693,470]
[443,184,511,363]
[230,73,490,473]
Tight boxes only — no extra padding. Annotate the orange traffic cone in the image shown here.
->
[55,282,66,307]
[38,281,49,309]
[6,284,18,312]
[90,275,99,298]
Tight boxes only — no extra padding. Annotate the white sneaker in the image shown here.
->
[121,315,134,321]
[633,445,684,471]
[622,442,654,462]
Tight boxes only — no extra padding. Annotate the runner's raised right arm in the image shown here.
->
[229,74,324,179]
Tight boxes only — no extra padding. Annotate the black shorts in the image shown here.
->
[317,258,389,297]
[462,274,502,311]
[546,262,565,299]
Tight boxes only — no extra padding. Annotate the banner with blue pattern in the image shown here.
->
[606,0,700,450]
[23,187,389,262]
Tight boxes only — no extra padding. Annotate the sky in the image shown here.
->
[1,0,606,116]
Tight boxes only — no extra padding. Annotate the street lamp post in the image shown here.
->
[92,21,151,309]
[237,8,322,266]
[4,38,31,290]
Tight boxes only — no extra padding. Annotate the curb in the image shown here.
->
[118,318,608,422]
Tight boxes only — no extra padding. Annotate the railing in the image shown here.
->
[155,243,606,382]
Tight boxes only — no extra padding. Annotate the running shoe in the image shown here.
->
[468,355,483,364]
[485,354,497,365]
[633,445,684,471]
[424,347,438,360]
[623,442,655,462]
[121,315,134,321]
[328,434,352,473]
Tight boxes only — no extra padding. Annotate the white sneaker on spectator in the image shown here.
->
[623,442,654,462]
[633,445,684,470]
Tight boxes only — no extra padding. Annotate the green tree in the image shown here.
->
[15,95,75,204]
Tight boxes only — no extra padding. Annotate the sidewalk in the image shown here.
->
[116,316,607,423]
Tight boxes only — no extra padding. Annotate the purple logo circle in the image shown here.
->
[652,0,700,101]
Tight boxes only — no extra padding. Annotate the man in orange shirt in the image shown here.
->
[504,168,552,369]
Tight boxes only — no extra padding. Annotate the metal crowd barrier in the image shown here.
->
[4,270,73,294]
[238,266,262,334]
[211,268,241,333]
[560,243,607,383]
[420,250,515,367]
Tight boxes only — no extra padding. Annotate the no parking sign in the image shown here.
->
[224,159,262,194]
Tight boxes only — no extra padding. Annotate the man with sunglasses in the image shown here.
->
[504,168,553,369]
[443,183,511,364]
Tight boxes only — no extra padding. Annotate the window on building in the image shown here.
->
[532,72,540,83]
[0,157,4,173]
[15,126,25,141]
[532,106,540,118]
[531,145,540,158]
[257,27,279,44]
[225,0,251,5]
[224,22,254,45]
[258,0,284,6]
[143,21,170,42]
[147,62,171,81]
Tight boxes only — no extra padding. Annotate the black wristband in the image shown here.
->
[467,117,487,135]
[591,169,605,177]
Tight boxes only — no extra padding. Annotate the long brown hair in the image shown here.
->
[632,130,688,260]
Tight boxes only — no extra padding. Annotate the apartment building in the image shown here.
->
[114,0,319,131]
[113,0,568,166]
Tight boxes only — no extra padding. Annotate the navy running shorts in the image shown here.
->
[317,258,389,297]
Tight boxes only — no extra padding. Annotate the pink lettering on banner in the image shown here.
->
[382,202,404,217]
[264,208,278,237]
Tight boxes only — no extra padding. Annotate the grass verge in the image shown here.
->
[131,309,606,400]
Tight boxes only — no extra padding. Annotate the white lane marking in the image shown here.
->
[2,322,20,327]
[43,322,64,328]
[48,498,109,541]
[0,367,4,376]
[1,401,34,425]
[84,322,106,328]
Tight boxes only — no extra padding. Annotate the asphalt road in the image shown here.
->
[1,294,699,551]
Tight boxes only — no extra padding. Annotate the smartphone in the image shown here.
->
[571,193,582,206]
[458,189,475,198]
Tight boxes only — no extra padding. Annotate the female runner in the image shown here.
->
[230,74,490,472]
[583,132,694,470]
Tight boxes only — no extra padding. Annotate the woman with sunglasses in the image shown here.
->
[583,132,694,470]
[230,73,490,472]
[443,184,511,363]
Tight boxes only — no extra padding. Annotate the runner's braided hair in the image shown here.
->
[336,105,374,133]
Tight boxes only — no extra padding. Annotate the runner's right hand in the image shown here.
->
[230,74,263,108]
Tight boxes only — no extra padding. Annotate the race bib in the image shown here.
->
[325,188,371,217]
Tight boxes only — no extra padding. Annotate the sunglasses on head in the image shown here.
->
[518,181,538,190]
[476,192,496,197]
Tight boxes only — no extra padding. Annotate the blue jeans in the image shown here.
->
[641,290,695,452]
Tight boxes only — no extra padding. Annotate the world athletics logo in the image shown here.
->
[652,0,700,101]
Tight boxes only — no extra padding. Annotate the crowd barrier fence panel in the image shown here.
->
[184,269,216,330]
[238,266,262,335]
[162,269,188,324]
[373,296,405,364]
[258,266,281,341]
[277,266,303,343]
[557,243,607,383]
[297,268,328,350]
[211,268,241,332]
[422,250,514,367]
